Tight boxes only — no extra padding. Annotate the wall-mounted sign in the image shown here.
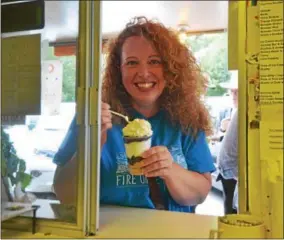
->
[2,34,41,120]
[41,60,63,115]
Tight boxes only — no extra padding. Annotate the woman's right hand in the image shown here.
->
[101,102,112,148]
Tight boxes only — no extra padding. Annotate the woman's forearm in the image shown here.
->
[163,163,212,206]
[53,154,77,205]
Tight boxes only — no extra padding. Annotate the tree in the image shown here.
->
[186,34,214,53]
[186,32,231,96]
[61,57,76,102]
[45,47,76,102]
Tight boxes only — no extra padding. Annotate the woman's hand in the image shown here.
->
[141,147,212,206]
[101,102,112,148]
[141,146,173,179]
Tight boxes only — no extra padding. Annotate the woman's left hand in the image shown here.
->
[141,146,173,179]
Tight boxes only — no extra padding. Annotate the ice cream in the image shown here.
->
[122,119,152,175]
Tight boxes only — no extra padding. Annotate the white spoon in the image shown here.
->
[109,110,130,123]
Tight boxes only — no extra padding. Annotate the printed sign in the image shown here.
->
[41,60,63,115]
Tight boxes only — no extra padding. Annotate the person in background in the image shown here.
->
[217,110,238,214]
[53,17,216,213]
[211,71,238,143]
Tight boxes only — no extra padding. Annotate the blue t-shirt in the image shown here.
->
[53,115,78,166]
[100,110,215,212]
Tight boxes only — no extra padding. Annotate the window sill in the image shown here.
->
[2,205,218,238]
[98,205,218,238]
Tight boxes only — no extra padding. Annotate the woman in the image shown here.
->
[54,17,215,212]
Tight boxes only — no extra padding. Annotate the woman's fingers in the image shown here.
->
[102,115,112,124]
[101,123,112,133]
[142,159,171,174]
[144,167,168,178]
[101,102,112,125]
[101,102,112,147]
[101,102,112,134]
[101,113,112,131]
[101,102,111,110]
[101,112,112,128]
[140,146,174,178]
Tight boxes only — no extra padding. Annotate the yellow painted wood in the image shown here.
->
[87,0,103,234]
[228,1,239,70]
[76,0,89,233]
[237,1,249,214]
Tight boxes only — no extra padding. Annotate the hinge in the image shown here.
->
[89,87,99,126]
[76,87,85,125]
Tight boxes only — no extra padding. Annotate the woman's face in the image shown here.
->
[120,36,165,108]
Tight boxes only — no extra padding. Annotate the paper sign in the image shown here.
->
[260,121,283,183]
[2,34,41,117]
[41,60,63,115]
[259,1,284,118]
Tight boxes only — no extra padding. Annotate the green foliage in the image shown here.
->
[186,32,231,96]
[186,34,216,53]
[1,127,32,190]
[45,47,76,102]
[16,172,32,189]
[61,57,76,102]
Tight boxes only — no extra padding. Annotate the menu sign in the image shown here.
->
[259,1,283,114]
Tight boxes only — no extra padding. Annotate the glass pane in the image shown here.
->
[186,32,238,215]
[98,1,237,220]
[1,1,79,224]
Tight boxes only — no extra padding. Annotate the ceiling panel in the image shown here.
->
[41,1,228,42]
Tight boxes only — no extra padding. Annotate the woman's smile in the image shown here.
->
[134,81,157,92]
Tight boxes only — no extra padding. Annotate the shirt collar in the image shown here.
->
[130,109,165,122]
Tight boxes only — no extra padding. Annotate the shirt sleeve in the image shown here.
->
[221,168,238,180]
[53,115,78,166]
[183,130,216,173]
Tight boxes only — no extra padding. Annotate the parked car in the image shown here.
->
[26,115,40,131]
[33,128,67,158]
[27,103,75,195]
[32,114,73,158]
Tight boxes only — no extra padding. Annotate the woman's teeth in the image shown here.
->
[136,83,155,89]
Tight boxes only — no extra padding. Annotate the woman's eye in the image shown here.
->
[149,59,162,65]
[126,60,138,66]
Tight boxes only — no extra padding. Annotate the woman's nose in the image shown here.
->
[137,64,150,78]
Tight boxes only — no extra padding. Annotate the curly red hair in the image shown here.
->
[102,17,212,136]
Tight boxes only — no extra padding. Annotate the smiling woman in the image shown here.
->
[99,17,215,211]
[54,16,216,213]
